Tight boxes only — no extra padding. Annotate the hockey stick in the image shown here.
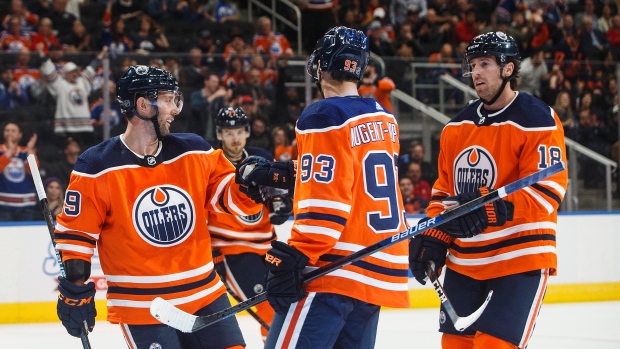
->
[225,284,270,331]
[426,261,492,331]
[151,162,566,333]
[27,154,92,349]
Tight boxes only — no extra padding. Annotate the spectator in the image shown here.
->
[0,15,33,53]
[236,66,276,116]
[367,20,395,56]
[271,125,296,161]
[30,17,61,54]
[48,0,77,39]
[2,0,39,34]
[246,114,273,154]
[579,15,609,61]
[253,16,294,58]
[130,14,170,53]
[608,15,620,55]
[111,0,143,22]
[12,47,41,99]
[399,176,426,214]
[89,80,123,141]
[406,161,432,202]
[60,19,92,52]
[574,0,599,30]
[570,108,613,189]
[203,0,240,23]
[598,3,613,33]
[407,140,437,185]
[221,55,246,89]
[193,29,226,74]
[519,48,549,99]
[102,1,134,56]
[415,8,452,56]
[390,1,427,31]
[0,66,29,109]
[41,137,80,189]
[452,7,479,47]
[180,47,208,90]
[0,121,38,221]
[299,0,337,53]
[527,12,550,54]
[44,176,64,218]
[39,47,107,150]
[187,71,228,142]
[358,59,395,112]
[553,90,576,129]
[223,30,253,62]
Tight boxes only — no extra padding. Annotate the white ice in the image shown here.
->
[1,301,618,348]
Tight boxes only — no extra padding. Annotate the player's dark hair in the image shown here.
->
[328,70,361,83]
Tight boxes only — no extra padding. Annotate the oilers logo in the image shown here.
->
[3,157,26,183]
[237,210,264,225]
[68,88,85,106]
[133,185,196,247]
[453,146,497,194]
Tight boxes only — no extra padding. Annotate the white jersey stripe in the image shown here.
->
[461,222,557,243]
[448,246,556,266]
[297,199,351,212]
[106,262,214,283]
[333,241,409,264]
[107,280,224,308]
[55,243,94,255]
[523,187,555,214]
[294,224,341,240]
[209,226,273,239]
[303,267,409,291]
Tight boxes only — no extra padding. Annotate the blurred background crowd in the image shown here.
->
[0,0,619,221]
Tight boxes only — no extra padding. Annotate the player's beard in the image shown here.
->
[158,118,171,137]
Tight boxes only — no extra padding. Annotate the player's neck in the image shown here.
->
[483,87,517,111]
[123,123,160,156]
[322,83,359,98]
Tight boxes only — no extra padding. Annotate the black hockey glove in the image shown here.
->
[236,156,296,191]
[409,222,451,285]
[57,277,97,337]
[264,240,309,314]
[437,187,514,239]
[268,195,293,225]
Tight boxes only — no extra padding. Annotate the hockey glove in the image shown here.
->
[437,187,514,238]
[409,222,451,285]
[264,240,309,314]
[268,195,293,225]
[57,277,97,337]
[236,156,296,191]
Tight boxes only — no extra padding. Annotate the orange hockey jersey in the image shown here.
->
[54,134,262,324]
[428,92,568,280]
[290,96,410,309]
[208,147,277,256]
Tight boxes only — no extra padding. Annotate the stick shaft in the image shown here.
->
[27,155,92,349]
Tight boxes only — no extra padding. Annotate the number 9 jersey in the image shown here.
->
[289,96,410,309]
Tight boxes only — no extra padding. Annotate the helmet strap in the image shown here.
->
[133,98,165,140]
[315,67,325,99]
[481,65,512,106]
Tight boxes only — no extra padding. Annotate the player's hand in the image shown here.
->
[268,195,293,225]
[409,225,450,285]
[57,277,97,337]
[437,187,513,238]
[264,241,309,314]
[236,156,296,190]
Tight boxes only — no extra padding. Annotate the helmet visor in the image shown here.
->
[152,90,183,113]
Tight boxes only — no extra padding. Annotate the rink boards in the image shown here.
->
[1,213,619,324]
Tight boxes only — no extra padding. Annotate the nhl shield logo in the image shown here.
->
[133,185,196,247]
[453,146,497,194]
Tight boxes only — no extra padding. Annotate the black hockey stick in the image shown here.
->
[426,261,492,331]
[220,273,270,331]
[150,162,566,333]
[27,154,92,349]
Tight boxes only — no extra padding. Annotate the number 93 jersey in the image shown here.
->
[290,96,410,309]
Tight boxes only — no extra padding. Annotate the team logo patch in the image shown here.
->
[149,343,162,349]
[133,185,196,247]
[3,157,25,183]
[439,310,446,324]
[453,146,497,194]
[135,65,149,75]
[496,31,508,40]
[237,210,263,225]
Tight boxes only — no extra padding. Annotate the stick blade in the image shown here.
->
[453,290,493,331]
[150,297,197,333]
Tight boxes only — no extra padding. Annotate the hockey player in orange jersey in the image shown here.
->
[52,65,262,348]
[209,107,292,342]
[237,26,411,348]
[408,32,568,349]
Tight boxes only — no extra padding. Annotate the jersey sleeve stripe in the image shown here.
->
[304,268,409,291]
[208,226,274,239]
[523,187,555,214]
[450,234,555,254]
[210,173,235,213]
[108,270,216,295]
[55,232,97,245]
[333,242,409,264]
[297,199,351,212]
[296,212,347,226]
[55,243,94,255]
[537,180,566,197]
[460,222,557,242]
[225,174,251,216]
[294,224,342,240]
[106,262,213,283]
[319,254,409,277]
[531,183,562,206]
[447,245,556,266]
[55,223,99,238]
[107,281,224,308]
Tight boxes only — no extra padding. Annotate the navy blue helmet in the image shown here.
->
[462,31,521,77]
[216,107,250,139]
[116,65,181,115]
[306,26,370,82]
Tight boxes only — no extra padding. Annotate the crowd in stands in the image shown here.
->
[1,0,620,221]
